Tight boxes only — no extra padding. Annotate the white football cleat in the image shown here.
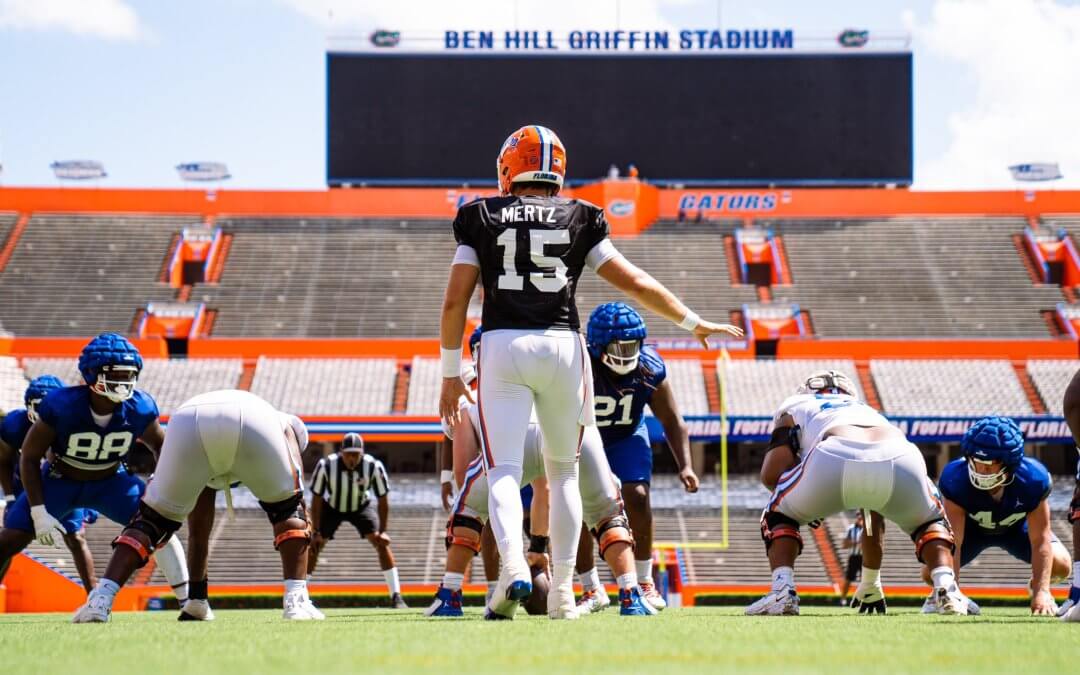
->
[548,578,580,620]
[485,569,532,621]
[283,592,325,620]
[920,591,938,614]
[72,590,113,624]
[576,588,611,614]
[178,598,215,621]
[745,586,800,616]
[935,587,977,616]
[639,579,666,610]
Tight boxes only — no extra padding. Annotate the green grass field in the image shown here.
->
[1,607,1077,675]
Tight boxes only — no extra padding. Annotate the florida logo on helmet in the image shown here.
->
[497,125,567,195]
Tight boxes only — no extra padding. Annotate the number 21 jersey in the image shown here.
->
[453,195,610,331]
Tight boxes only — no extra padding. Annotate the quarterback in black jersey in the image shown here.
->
[438,124,742,621]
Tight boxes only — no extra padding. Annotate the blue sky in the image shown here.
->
[1,0,1078,190]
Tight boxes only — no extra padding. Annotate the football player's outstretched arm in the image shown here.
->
[18,421,56,507]
[649,380,697,493]
[527,476,550,570]
[596,255,743,348]
[0,439,15,498]
[438,264,480,424]
[943,498,966,580]
[760,414,798,490]
[1027,497,1056,615]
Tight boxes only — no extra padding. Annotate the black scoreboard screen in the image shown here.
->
[327,52,911,186]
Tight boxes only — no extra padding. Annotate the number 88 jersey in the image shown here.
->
[37,386,159,472]
[453,195,611,331]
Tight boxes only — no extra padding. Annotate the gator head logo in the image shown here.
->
[370,29,401,47]
[837,29,869,48]
[608,200,635,217]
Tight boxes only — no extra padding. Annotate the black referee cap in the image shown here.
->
[342,432,364,452]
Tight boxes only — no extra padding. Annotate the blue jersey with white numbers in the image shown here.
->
[938,457,1051,535]
[0,409,32,483]
[592,345,666,447]
[37,386,158,473]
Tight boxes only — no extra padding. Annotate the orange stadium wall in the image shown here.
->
[4,185,1080,223]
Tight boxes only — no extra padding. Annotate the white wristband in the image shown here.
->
[678,310,700,331]
[441,347,462,378]
[440,470,454,485]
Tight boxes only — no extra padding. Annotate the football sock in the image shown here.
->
[580,567,601,592]
[97,578,121,599]
[930,566,956,591]
[384,567,401,595]
[543,456,583,585]
[862,567,880,586]
[154,534,189,603]
[442,572,464,592]
[772,566,795,591]
[189,578,209,601]
[636,558,652,584]
[284,578,307,596]
[486,465,528,578]
[616,572,638,591]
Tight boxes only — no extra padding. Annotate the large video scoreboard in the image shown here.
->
[327,50,911,187]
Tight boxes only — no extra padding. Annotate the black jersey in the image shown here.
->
[453,195,609,331]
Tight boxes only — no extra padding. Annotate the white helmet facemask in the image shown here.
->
[966,458,1011,491]
[602,340,641,375]
[92,365,139,403]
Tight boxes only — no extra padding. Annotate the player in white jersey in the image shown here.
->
[427,396,655,618]
[439,124,742,620]
[73,390,322,622]
[746,370,973,616]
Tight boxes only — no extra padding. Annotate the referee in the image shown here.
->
[839,510,865,605]
[308,433,407,608]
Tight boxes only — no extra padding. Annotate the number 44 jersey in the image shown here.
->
[453,195,610,331]
[38,386,159,471]
[938,456,1051,535]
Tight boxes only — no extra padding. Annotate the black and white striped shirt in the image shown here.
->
[310,453,390,513]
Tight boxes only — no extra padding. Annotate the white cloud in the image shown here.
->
[913,0,1080,188]
[0,0,144,41]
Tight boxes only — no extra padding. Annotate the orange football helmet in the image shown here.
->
[496,125,566,195]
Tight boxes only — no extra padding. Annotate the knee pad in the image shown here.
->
[260,492,306,526]
[912,519,955,563]
[760,511,803,554]
[274,528,311,550]
[115,501,182,565]
[591,512,634,558]
[445,514,483,554]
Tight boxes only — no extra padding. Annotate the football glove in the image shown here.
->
[31,505,66,547]
[849,580,887,614]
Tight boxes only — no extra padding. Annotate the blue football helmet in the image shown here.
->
[24,374,65,423]
[78,332,143,403]
[468,325,483,360]
[961,416,1024,491]
[587,302,647,375]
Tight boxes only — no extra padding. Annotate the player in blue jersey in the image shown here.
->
[0,333,189,608]
[574,302,697,611]
[0,374,97,590]
[1061,368,1080,622]
[921,416,1071,616]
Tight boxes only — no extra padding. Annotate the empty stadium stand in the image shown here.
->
[0,214,190,335]
[0,212,17,251]
[664,358,710,415]
[0,356,27,413]
[405,357,442,417]
[1027,359,1077,416]
[871,360,1033,416]
[195,218,468,337]
[720,358,860,416]
[22,357,243,415]
[248,357,397,415]
[575,219,760,338]
[769,218,1064,338]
